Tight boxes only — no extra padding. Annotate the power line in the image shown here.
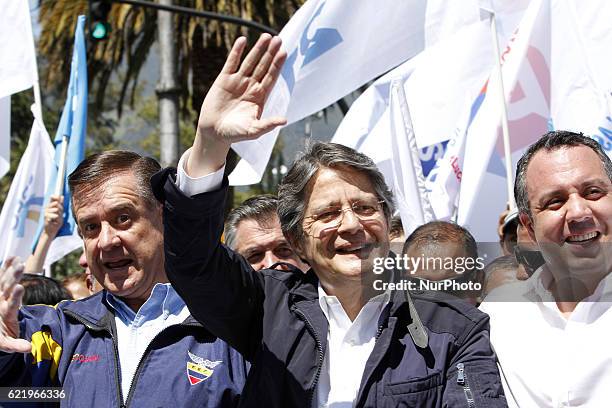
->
[113,0,278,35]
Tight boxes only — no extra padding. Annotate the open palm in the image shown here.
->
[197,34,288,145]
[0,257,31,353]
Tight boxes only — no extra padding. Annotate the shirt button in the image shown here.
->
[347,339,356,346]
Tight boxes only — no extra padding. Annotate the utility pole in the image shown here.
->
[156,0,180,167]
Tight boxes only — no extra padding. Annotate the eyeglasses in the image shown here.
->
[304,200,385,232]
[513,246,545,276]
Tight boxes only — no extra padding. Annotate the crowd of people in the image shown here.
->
[1,34,611,407]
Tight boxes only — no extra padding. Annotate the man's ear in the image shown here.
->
[519,212,537,243]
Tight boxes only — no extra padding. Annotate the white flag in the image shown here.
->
[0,0,39,182]
[0,0,37,98]
[458,0,551,236]
[388,80,433,235]
[0,110,54,266]
[229,0,431,185]
[549,0,612,155]
[0,108,82,273]
[333,19,494,229]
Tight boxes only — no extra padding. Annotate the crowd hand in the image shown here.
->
[196,33,287,148]
[44,195,64,238]
[0,257,31,353]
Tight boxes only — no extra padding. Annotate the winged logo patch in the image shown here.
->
[186,351,222,385]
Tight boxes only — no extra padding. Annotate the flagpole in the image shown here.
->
[32,81,43,124]
[487,10,516,210]
[54,135,69,196]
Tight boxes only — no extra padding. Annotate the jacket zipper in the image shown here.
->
[456,363,475,408]
[353,320,386,408]
[124,322,200,407]
[64,313,125,408]
[293,308,324,408]
[375,323,385,339]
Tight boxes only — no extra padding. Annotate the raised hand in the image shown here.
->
[188,34,287,177]
[43,195,64,238]
[0,257,31,353]
[197,33,287,145]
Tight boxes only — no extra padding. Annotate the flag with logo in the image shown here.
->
[452,0,551,237]
[0,110,54,265]
[229,0,434,185]
[332,18,494,232]
[32,15,87,264]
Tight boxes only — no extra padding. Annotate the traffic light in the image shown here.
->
[89,0,111,41]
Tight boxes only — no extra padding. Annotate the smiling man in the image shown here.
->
[154,34,506,407]
[481,131,612,407]
[0,151,247,407]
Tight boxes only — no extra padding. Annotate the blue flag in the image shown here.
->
[32,15,87,249]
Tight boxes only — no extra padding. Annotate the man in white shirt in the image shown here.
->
[481,130,612,407]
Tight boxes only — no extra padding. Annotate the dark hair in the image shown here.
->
[389,215,405,241]
[21,274,72,305]
[515,131,612,218]
[225,195,279,249]
[277,142,394,246]
[68,150,161,209]
[402,221,478,261]
[62,272,87,286]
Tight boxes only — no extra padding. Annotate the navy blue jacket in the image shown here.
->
[154,170,507,408]
[0,291,247,407]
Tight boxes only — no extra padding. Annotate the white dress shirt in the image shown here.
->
[316,285,389,408]
[175,150,391,407]
[480,266,612,408]
[106,283,190,399]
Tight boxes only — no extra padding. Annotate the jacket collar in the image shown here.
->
[62,290,204,331]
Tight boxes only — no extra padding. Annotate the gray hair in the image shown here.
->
[515,131,612,218]
[224,195,279,249]
[277,142,394,246]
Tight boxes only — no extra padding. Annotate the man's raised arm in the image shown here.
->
[186,33,287,179]
[157,34,287,358]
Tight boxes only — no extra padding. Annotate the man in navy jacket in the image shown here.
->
[0,151,247,407]
[154,34,507,407]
